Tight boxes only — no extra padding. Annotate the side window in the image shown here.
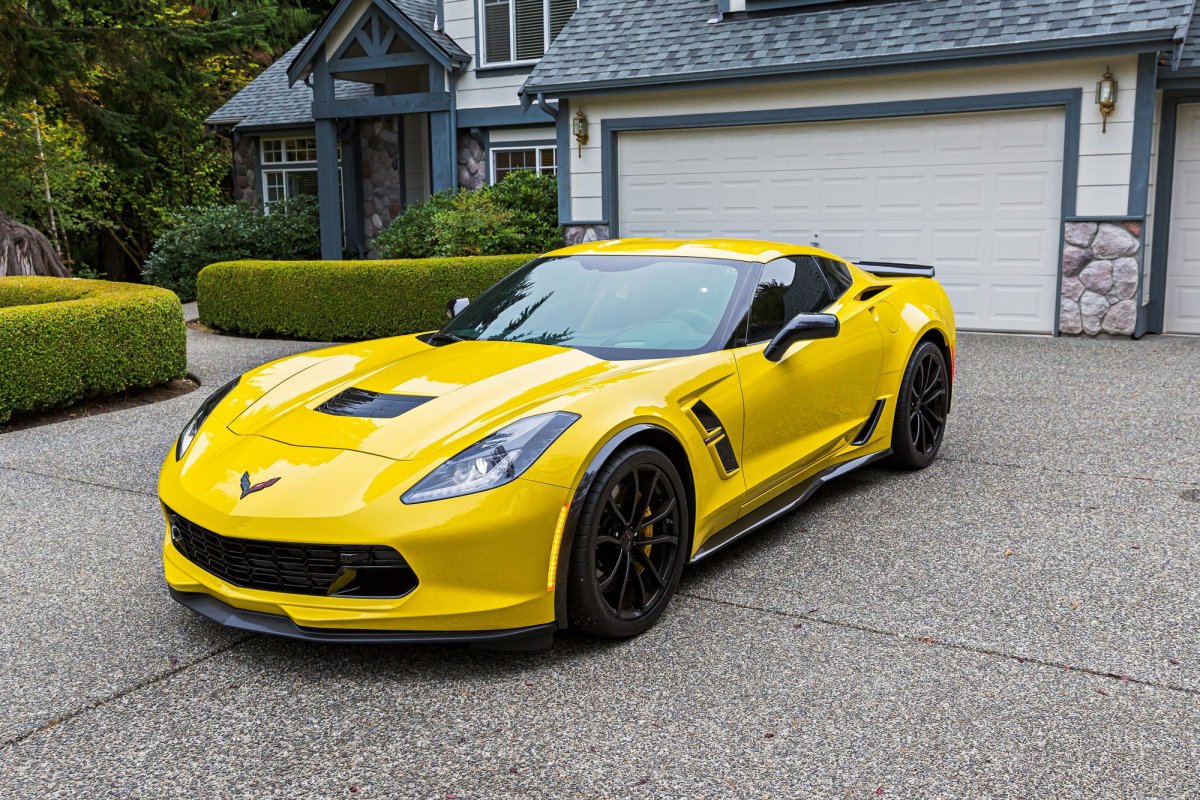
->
[819,257,854,298]
[746,257,835,343]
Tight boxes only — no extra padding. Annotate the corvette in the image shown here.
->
[160,238,955,646]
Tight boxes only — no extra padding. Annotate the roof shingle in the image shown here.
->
[523,0,1195,95]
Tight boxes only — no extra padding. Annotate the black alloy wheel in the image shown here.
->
[889,341,949,469]
[567,445,688,638]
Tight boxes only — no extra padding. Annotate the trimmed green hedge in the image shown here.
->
[196,255,534,341]
[0,277,187,424]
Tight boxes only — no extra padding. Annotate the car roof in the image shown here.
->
[546,238,844,264]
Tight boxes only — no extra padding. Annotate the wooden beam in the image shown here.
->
[328,52,433,74]
[313,91,451,119]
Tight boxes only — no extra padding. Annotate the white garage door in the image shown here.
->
[1164,104,1200,334]
[617,108,1065,333]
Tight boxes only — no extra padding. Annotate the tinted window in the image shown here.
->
[442,255,749,358]
[746,257,835,343]
[820,257,854,297]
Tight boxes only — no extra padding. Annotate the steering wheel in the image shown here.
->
[669,308,718,334]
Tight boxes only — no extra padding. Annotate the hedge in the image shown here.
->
[0,277,187,424]
[196,255,535,341]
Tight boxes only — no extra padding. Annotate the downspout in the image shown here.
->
[537,92,559,119]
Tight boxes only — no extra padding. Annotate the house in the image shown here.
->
[206,0,1200,338]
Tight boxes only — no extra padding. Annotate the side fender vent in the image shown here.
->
[857,285,890,302]
[685,400,740,477]
[317,388,435,418]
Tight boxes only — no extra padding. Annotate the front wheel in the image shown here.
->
[566,445,688,638]
[888,340,949,469]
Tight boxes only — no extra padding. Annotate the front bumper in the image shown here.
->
[170,589,556,648]
[161,433,573,636]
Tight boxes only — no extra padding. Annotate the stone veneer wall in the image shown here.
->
[457,132,485,191]
[360,117,402,243]
[232,134,257,205]
[563,223,611,245]
[1059,221,1141,336]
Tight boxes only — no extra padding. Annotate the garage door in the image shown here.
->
[1164,104,1200,334]
[617,108,1065,333]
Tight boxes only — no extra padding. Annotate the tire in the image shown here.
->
[888,340,950,470]
[566,445,689,638]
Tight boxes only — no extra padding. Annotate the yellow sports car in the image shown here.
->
[160,239,955,646]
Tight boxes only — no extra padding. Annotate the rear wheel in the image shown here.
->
[566,445,688,638]
[888,341,949,469]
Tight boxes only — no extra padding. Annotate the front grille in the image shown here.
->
[166,509,417,598]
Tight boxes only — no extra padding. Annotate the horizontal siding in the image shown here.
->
[568,55,1141,223]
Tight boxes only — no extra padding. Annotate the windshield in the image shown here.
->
[440,255,750,359]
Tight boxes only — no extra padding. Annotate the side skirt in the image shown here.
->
[690,449,892,563]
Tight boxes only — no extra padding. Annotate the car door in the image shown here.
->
[733,256,884,500]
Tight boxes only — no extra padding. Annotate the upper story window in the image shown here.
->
[481,0,577,67]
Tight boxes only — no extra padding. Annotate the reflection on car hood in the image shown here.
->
[228,337,648,461]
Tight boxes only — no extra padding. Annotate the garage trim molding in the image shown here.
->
[1146,88,1200,334]
[600,89,1081,232]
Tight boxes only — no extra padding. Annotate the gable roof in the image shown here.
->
[205,36,376,130]
[288,0,469,83]
[523,0,1196,96]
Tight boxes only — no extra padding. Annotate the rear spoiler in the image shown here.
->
[855,261,936,279]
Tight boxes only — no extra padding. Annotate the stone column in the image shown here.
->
[1059,221,1141,336]
[457,132,486,190]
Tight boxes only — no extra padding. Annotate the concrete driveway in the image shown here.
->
[1,329,1197,798]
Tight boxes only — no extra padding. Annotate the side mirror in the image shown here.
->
[763,313,839,362]
[446,297,470,319]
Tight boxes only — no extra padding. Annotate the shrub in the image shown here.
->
[142,197,319,301]
[370,190,455,259]
[373,171,562,259]
[197,255,534,341]
[0,277,187,424]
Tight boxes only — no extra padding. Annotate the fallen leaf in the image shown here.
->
[876,787,885,796]
[508,767,518,775]
[349,786,358,794]
[1003,548,1014,558]
[764,732,775,739]
[1095,688,1108,697]
[1070,600,1082,611]
[918,636,936,644]
[636,777,649,786]
[793,623,803,629]
[1167,658,1181,666]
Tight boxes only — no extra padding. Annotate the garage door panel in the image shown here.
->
[617,108,1063,332]
[1165,105,1200,333]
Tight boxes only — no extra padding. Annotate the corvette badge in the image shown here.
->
[240,471,280,499]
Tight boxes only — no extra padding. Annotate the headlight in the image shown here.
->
[175,378,239,460]
[401,412,579,504]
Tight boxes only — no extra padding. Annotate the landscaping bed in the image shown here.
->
[196,254,533,341]
[0,277,187,424]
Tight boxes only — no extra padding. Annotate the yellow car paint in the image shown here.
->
[159,238,955,639]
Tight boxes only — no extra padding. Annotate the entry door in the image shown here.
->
[1165,104,1200,333]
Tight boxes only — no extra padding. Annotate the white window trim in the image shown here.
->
[478,0,573,68]
[258,135,340,212]
[489,144,557,184]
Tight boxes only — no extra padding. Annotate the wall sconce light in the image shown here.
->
[572,108,589,156]
[1096,67,1117,133]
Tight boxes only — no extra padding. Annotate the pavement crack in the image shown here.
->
[0,634,255,750]
[0,465,158,500]
[679,591,1200,697]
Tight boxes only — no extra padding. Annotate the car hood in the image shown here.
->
[228,337,641,461]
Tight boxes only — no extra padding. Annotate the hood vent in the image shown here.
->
[316,388,435,419]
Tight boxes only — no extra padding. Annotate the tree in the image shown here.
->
[0,210,69,276]
[0,0,333,277]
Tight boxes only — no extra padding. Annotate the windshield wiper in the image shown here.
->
[427,331,464,345]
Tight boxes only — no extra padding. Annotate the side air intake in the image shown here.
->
[687,400,740,477]
[316,388,434,418]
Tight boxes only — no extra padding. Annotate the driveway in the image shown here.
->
[1,329,1197,798]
